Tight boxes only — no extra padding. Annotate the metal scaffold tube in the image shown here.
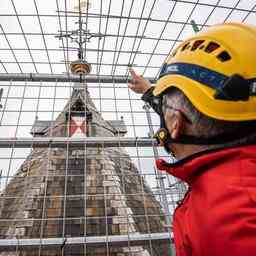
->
[0,73,157,84]
[143,103,174,256]
[0,137,157,148]
[0,233,173,251]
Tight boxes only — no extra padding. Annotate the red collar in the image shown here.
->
[156,145,256,183]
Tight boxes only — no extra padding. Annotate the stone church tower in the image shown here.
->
[0,85,169,255]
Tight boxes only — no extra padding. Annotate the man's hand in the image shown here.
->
[128,68,152,94]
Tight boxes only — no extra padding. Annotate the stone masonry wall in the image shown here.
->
[0,88,169,255]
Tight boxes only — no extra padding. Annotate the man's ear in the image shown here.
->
[165,111,184,139]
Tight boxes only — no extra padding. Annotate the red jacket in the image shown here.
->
[156,145,256,256]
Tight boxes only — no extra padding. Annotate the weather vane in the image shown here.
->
[56,0,104,78]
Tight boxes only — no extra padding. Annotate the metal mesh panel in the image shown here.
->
[0,0,255,255]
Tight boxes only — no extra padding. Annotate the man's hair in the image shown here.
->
[162,88,256,143]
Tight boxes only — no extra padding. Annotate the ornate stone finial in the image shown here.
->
[70,59,92,75]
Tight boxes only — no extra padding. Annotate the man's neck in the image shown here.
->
[170,143,210,160]
[170,132,256,160]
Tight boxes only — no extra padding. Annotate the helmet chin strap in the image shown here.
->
[154,113,256,154]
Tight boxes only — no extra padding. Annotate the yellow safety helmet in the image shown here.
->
[153,23,256,121]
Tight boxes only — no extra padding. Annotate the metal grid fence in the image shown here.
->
[0,0,255,255]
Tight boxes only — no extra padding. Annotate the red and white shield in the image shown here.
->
[69,116,86,137]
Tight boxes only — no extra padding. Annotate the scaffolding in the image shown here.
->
[0,0,255,255]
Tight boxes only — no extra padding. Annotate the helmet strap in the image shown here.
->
[159,63,256,101]
[154,112,256,150]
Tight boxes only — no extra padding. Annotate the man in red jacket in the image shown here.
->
[128,22,256,256]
